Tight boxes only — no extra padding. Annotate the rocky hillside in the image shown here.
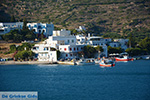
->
[0,0,150,35]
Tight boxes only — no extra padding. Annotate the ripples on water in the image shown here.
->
[0,60,150,100]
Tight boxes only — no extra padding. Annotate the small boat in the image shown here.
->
[142,56,150,60]
[76,59,95,65]
[115,52,133,61]
[99,59,115,67]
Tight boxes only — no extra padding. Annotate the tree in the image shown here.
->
[10,44,16,53]
[71,29,78,35]
[2,29,22,42]
[139,37,150,53]
[128,33,135,48]
[14,51,23,60]
[95,45,104,58]
[16,45,24,51]
[23,17,28,30]
[95,45,103,52]
[125,48,142,56]
[83,45,96,58]
[78,51,84,58]
[25,30,36,40]
[14,50,35,60]
[108,46,123,54]
[22,43,32,51]
[10,15,16,22]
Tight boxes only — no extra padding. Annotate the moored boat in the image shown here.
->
[76,59,95,65]
[115,52,133,61]
[99,59,115,67]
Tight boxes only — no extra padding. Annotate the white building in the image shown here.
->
[76,26,86,32]
[32,28,130,60]
[109,42,121,48]
[87,36,108,57]
[0,22,23,35]
[114,39,129,50]
[32,43,57,62]
[53,29,71,36]
[76,35,86,44]
[45,29,84,58]
[0,22,54,37]
[76,35,109,57]
[27,23,54,37]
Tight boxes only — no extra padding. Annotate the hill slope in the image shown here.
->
[0,0,150,35]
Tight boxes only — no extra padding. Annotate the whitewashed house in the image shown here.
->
[87,36,108,57]
[32,43,57,62]
[108,39,129,50]
[76,26,86,32]
[109,42,121,48]
[114,39,129,50]
[45,29,84,59]
[76,35,86,44]
[27,23,54,37]
[0,22,23,35]
[0,22,54,37]
[76,34,109,57]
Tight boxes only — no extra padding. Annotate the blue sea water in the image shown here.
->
[0,60,150,100]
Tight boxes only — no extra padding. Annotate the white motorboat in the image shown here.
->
[76,59,95,65]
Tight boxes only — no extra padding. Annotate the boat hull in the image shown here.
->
[76,62,95,65]
[115,58,133,61]
[99,63,115,67]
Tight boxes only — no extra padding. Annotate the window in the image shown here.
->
[42,26,46,28]
[74,48,76,51]
[66,54,68,57]
[68,40,70,43]
[70,54,72,56]
[44,47,48,51]
[72,40,74,43]
[38,26,41,29]
[64,48,67,51]
[39,30,41,33]
[34,25,37,27]
[70,48,72,51]
[45,54,47,56]
[77,47,78,50]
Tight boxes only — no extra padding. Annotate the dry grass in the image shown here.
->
[0,41,21,58]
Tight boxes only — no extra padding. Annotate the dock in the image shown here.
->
[0,61,58,65]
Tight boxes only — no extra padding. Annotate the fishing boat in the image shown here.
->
[99,59,115,67]
[115,52,133,61]
[76,59,95,65]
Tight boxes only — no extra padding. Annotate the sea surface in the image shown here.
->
[0,60,150,100]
